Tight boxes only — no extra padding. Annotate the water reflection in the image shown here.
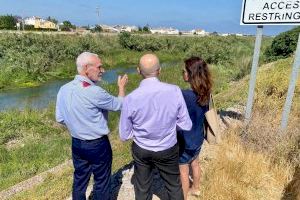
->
[0,67,136,111]
[0,61,178,111]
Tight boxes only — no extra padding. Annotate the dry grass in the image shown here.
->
[198,128,293,200]
[195,57,300,200]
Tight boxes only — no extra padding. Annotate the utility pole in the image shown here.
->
[96,6,100,26]
[21,11,25,31]
[22,17,25,31]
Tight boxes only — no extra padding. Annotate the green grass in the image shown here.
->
[3,54,299,199]
[0,59,237,191]
[0,105,71,191]
[3,56,297,192]
[11,166,74,200]
[0,58,256,192]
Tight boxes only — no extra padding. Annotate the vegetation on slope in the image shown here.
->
[0,32,268,90]
[265,26,300,62]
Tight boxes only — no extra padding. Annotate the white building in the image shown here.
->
[150,27,179,35]
[220,33,230,37]
[100,24,120,33]
[235,33,244,37]
[191,29,209,36]
[181,31,194,35]
[24,16,57,29]
[24,16,42,25]
[114,25,138,32]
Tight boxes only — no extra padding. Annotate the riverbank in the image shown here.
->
[1,57,299,199]
[0,55,276,189]
[0,62,185,190]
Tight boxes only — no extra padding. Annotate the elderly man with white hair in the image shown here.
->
[119,53,192,200]
[56,52,128,200]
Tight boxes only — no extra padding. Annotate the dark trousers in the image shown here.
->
[72,136,112,200]
[132,142,184,200]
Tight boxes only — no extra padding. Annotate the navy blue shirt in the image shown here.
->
[177,89,208,156]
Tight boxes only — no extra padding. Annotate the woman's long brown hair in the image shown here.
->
[184,56,212,106]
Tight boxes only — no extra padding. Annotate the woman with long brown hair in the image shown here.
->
[177,56,212,199]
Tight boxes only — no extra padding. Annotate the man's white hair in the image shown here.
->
[76,52,99,73]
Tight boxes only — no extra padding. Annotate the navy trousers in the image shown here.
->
[72,136,112,200]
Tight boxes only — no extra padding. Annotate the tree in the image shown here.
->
[142,25,150,33]
[265,26,300,61]
[46,16,58,24]
[92,25,102,32]
[60,20,75,31]
[0,15,17,30]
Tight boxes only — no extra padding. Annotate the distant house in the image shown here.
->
[24,16,39,25]
[114,25,138,32]
[220,33,230,37]
[24,16,57,30]
[191,29,209,36]
[181,31,194,35]
[100,24,120,33]
[76,27,91,34]
[35,20,57,29]
[150,27,179,35]
[16,22,21,30]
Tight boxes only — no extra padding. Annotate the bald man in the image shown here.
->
[119,54,192,200]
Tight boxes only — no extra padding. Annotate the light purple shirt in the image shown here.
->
[119,77,192,152]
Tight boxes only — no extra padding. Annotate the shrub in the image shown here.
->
[0,15,16,30]
[265,26,300,61]
[186,37,232,64]
[118,32,163,51]
[0,33,120,84]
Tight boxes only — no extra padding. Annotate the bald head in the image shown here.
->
[139,54,160,77]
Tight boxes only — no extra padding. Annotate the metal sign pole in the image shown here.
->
[280,33,300,131]
[245,25,263,123]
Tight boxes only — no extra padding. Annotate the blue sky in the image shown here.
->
[0,0,296,35]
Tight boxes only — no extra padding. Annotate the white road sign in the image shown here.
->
[241,0,300,25]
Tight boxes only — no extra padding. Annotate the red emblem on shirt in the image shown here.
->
[82,81,91,88]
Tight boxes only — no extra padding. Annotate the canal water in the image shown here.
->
[0,61,178,111]
[0,67,136,111]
